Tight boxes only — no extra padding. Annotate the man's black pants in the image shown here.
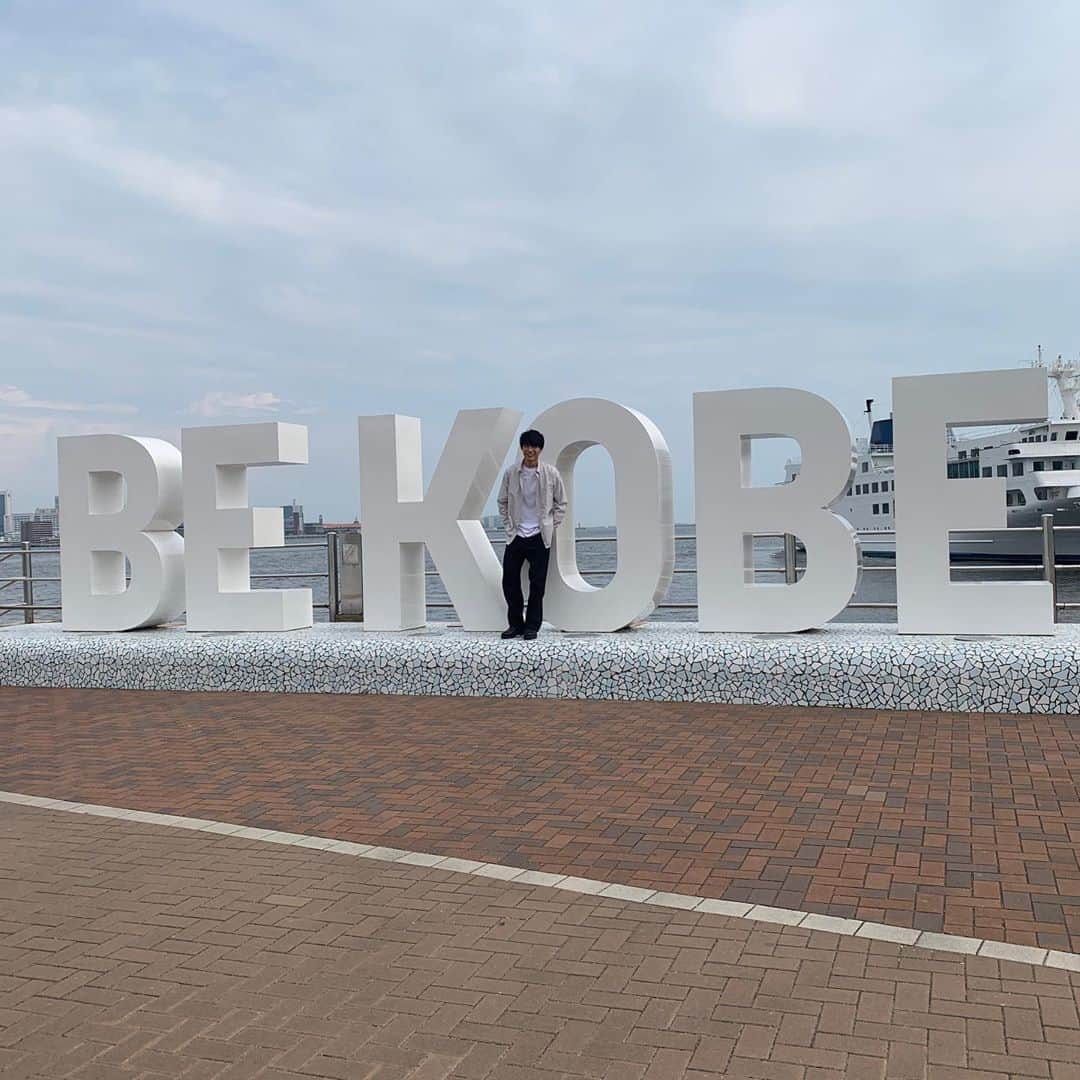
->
[502,533,550,633]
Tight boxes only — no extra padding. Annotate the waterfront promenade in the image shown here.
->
[3,687,1080,1077]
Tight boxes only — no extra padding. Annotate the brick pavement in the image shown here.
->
[4,802,1080,1079]
[2,688,1080,951]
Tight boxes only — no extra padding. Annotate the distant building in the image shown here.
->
[282,500,304,536]
[481,514,503,531]
[33,505,59,531]
[20,519,53,543]
[0,491,12,540]
[9,501,60,542]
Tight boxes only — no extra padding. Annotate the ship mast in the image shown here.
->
[1034,345,1080,421]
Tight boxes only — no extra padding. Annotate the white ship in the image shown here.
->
[785,356,1080,562]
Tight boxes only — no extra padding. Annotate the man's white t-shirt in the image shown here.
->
[517,466,541,538]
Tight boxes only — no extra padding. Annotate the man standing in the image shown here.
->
[497,429,567,640]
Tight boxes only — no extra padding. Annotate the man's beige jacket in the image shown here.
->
[497,460,568,548]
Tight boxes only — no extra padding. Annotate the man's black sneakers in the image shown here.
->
[523,630,538,641]
[501,627,523,639]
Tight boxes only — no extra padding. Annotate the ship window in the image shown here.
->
[1034,487,1069,500]
[847,487,852,496]
[947,463,959,479]
[982,467,992,477]
[997,464,1007,476]
[1067,431,1078,441]
[1012,461,1024,476]
[883,481,889,492]
[1052,432,1059,441]
[872,504,880,515]
[882,502,890,514]
[958,450,967,459]
[1034,460,1044,470]
[861,462,868,472]
[1008,448,1020,455]
[1054,460,1064,470]
[872,482,879,493]
[1006,490,1027,507]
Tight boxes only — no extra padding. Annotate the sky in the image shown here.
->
[3,0,1080,523]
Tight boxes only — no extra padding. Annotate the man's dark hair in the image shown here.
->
[519,429,545,449]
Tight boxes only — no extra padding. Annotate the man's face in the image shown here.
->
[521,443,541,467]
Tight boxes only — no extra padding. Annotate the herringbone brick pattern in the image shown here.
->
[4,804,1080,1079]
[3,688,1080,950]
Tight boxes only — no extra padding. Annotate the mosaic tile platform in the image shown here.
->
[2,622,1078,712]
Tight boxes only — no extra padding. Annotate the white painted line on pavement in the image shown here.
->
[1,789,1073,971]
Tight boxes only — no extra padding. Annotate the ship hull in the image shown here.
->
[858,527,1080,563]
[850,496,1080,563]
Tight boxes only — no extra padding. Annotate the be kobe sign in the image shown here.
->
[56,368,1056,638]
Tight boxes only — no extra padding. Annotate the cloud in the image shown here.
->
[709,4,970,135]
[187,391,283,417]
[0,413,171,502]
[0,102,530,267]
[0,105,341,238]
[5,0,1080,520]
[0,385,137,415]
[0,414,54,445]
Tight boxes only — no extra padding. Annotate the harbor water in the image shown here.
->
[4,528,1078,626]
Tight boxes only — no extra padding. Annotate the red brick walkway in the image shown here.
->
[4,803,1080,1080]
[2,688,1080,951]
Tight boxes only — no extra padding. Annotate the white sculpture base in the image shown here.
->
[2,623,1078,714]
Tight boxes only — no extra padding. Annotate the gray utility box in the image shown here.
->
[337,530,364,620]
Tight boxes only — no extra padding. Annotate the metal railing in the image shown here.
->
[422,532,710,612]
[423,517,1077,620]
[0,543,61,621]
[0,535,339,624]
[4,516,1077,625]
